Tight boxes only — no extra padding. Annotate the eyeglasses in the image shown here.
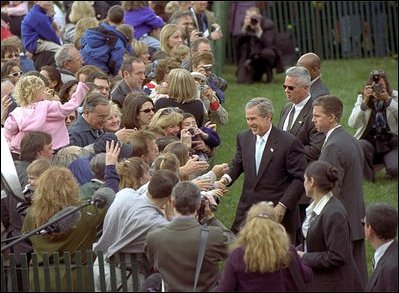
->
[140,107,156,113]
[361,218,367,226]
[160,107,183,116]
[283,84,297,91]
[8,71,23,78]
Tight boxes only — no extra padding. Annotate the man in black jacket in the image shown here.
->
[235,6,283,84]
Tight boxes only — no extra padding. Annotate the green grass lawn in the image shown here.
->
[213,57,398,274]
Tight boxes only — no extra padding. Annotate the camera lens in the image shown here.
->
[250,17,258,25]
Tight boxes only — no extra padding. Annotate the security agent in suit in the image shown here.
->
[144,181,235,292]
[277,66,325,162]
[296,52,330,99]
[364,202,398,292]
[277,66,325,245]
[312,95,368,288]
[215,97,307,243]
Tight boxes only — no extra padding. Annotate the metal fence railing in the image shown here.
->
[1,251,141,292]
[224,1,398,64]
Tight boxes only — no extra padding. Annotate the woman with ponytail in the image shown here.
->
[296,160,364,291]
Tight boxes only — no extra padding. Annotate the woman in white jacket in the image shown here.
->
[348,70,397,181]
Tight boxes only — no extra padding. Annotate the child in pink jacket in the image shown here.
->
[4,75,89,154]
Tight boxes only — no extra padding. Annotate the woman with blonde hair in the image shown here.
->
[22,166,109,291]
[116,157,150,191]
[160,23,183,56]
[103,101,122,133]
[149,107,184,137]
[153,152,181,176]
[62,2,96,45]
[73,17,99,49]
[155,69,205,126]
[132,39,151,64]
[218,201,313,291]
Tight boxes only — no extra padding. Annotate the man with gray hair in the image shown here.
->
[68,93,110,147]
[54,44,84,83]
[277,66,325,162]
[277,66,326,243]
[215,97,307,242]
[145,181,234,291]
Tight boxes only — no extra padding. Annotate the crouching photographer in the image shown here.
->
[235,6,283,84]
[348,69,398,181]
[144,181,235,291]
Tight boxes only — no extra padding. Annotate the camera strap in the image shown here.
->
[193,225,209,292]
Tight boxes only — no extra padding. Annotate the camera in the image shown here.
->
[197,195,220,224]
[250,16,259,25]
[372,83,384,95]
[187,127,195,135]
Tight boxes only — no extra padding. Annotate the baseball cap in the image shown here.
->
[93,132,133,159]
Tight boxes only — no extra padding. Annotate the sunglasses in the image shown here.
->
[361,218,367,226]
[8,71,23,77]
[160,107,183,116]
[201,64,213,72]
[283,84,296,91]
[140,107,156,113]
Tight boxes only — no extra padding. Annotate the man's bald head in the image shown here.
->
[297,52,321,80]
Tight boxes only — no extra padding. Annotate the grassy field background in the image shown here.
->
[212,57,398,274]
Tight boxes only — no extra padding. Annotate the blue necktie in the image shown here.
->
[255,137,265,174]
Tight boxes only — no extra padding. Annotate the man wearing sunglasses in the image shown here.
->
[277,66,326,245]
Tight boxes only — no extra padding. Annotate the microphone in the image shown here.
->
[90,187,115,209]
[1,188,114,253]
[37,207,82,235]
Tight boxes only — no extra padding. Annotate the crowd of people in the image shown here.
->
[1,1,397,292]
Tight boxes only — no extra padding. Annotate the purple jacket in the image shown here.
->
[218,246,313,291]
[124,7,164,39]
[4,82,88,153]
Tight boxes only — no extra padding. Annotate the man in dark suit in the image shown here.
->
[277,66,325,162]
[277,66,325,244]
[364,202,398,292]
[296,52,329,99]
[312,95,368,288]
[216,97,307,242]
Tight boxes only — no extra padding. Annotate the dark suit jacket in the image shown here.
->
[145,217,235,292]
[277,97,325,162]
[319,127,365,242]
[228,126,307,240]
[366,240,398,292]
[310,77,329,99]
[302,196,363,291]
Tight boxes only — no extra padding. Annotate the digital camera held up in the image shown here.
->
[197,194,220,224]
[250,16,259,25]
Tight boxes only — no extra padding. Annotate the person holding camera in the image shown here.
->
[236,6,283,84]
[144,181,235,292]
[348,70,398,181]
